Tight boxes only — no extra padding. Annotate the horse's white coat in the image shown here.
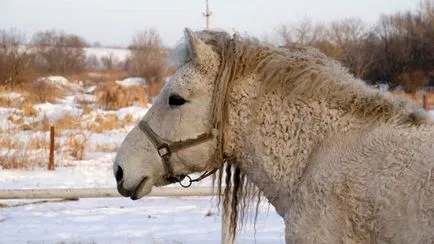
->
[114,28,434,243]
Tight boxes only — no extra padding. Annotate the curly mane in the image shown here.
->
[171,29,432,240]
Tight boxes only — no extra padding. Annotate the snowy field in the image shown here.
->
[0,161,285,244]
[0,76,285,244]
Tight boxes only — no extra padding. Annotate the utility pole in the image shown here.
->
[203,0,212,30]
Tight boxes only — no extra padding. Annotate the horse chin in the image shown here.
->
[130,177,153,200]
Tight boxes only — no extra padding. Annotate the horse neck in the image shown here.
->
[223,75,361,216]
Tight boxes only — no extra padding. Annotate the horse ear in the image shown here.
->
[184,28,209,66]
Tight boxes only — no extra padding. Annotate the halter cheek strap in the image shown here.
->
[138,120,217,187]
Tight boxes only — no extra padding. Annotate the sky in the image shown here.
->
[0,0,420,48]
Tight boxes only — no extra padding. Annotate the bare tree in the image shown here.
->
[0,28,32,86]
[86,54,100,70]
[276,19,325,46]
[128,28,166,79]
[100,52,119,71]
[128,28,168,99]
[31,30,87,75]
[327,18,375,78]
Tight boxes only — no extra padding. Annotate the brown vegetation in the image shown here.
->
[0,151,31,169]
[275,1,434,91]
[22,102,37,117]
[0,29,35,87]
[88,114,120,133]
[67,70,128,87]
[96,81,148,110]
[23,79,65,103]
[53,114,81,130]
[128,28,168,99]
[31,30,87,75]
[66,132,88,160]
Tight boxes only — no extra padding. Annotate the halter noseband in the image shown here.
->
[138,120,217,188]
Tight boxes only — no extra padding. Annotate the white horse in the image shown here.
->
[114,28,434,243]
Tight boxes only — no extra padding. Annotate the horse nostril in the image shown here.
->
[115,165,124,182]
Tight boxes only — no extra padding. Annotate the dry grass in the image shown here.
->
[22,102,37,117]
[54,114,81,130]
[0,134,19,149]
[22,80,65,104]
[0,151,30,169]
[27,135,48,149]
[6,114,23,130]
[92,143,119,152]
[0,97,13,107]
[66,132,88,160]
[96,81,148,110]
[0,147,49,170]
[0,86,25,108]
[67,71,129,87]
[26,116,51,132]
[82,104,93,115]
[88,114,120,133]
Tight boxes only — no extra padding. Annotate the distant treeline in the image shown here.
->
[0,28,168,95]
[275,0,434,92]
[0,1,433,93]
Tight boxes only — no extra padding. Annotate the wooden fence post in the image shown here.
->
[423,94,429,111]
[48,126,55,170]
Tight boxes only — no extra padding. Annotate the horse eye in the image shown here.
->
[168,94,187,106]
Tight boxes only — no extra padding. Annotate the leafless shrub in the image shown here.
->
[31,30,87,75]
[23,79,65,103]
[87,114,120,133]
[276,18,326,46]
[0,28,35,86]
[101,52,120,71]
[66,132,88,160]
[273,2,434,90]
[128,28,168,99]
[326,18,376,78]
[22,102,37,117]
[96,81,148,110]
[53,114,81,130]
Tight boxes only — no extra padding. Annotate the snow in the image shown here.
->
[84,47,130,63]
[0,107,20,131]
[0,92,24,101]
[116,77,147,87]
[0,82,285,243]
[116,106,149,120]
[36,76,82,91]
[34,102,83,123]
[0,155,285,244]
[0,197,284,244]
[85,85,97,94]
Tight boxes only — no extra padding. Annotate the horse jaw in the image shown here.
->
[113,125,162,199]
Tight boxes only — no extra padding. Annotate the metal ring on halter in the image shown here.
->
[178,175,193,188]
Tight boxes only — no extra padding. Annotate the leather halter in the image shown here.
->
[138,120,217,187]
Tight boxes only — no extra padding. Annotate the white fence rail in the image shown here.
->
[0,187,234,244]
[0,187,217,199]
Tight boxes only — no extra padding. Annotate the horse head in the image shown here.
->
[113,29,221,200]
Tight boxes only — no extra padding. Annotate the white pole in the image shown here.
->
[0,187,219,199]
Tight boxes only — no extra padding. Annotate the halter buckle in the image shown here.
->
[157,144,170,158]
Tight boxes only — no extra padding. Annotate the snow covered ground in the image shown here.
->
[84,47,130,63]
[0,76,285,244]
[0,158,285,244]
[0,164,285,244]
